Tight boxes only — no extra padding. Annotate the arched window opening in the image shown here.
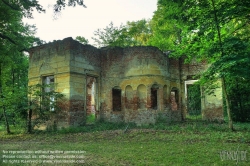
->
[112,86,121,111]
[151,84,159,109]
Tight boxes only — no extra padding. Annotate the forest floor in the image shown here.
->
[0,120,250,165]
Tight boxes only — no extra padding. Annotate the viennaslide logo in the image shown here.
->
[220,146,247,164]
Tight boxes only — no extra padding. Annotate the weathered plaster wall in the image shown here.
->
[67,39,101,126]
[99,46,182,124]
[28,37,101,127]
[28,38,73,127]
[29,38,72,97]
[28,37,223,128]
[201,81,223,121]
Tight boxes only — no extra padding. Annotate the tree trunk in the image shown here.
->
[0,62,11,134]
[211,0,234,130]
[221,77,233,130]
[27,99,33,133]
[3,106,11,134]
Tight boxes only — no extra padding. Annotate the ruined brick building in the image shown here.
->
[28,37,223,127]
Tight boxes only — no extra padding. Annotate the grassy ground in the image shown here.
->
[0,120,249,166]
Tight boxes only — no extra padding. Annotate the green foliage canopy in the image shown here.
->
[0,0,86,133]
[150,0,250,125]
[75,36,89,44]
[92,20,152,48]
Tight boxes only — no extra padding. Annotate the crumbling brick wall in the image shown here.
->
[99,46,182,123]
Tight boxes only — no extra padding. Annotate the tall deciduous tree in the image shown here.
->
[151,0,250,130]
[0,0,87,133]
[0,1,35,133]
[92,20,152,48]
[92,22,128,47]
[126,19,152,46]
[149,0,187,51]
[0,43,29,134]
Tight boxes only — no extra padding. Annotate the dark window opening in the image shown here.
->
[112,88,121,111]
[151,88,158,109]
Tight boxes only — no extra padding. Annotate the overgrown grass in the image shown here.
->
[1,120,250,165]
[58,122,135,134]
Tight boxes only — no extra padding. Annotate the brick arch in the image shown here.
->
[150,84,160,109]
